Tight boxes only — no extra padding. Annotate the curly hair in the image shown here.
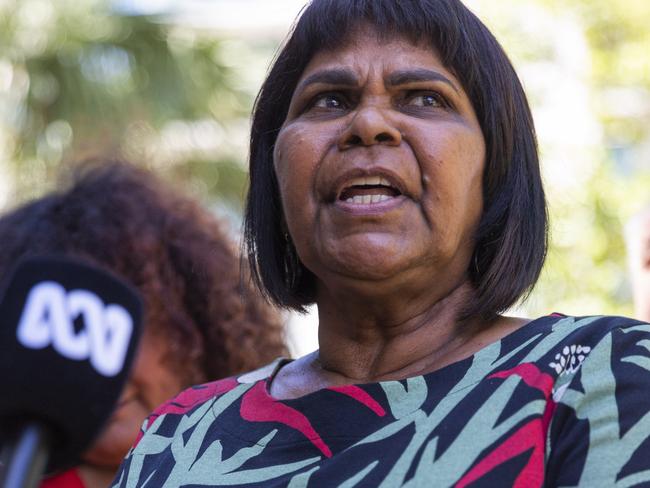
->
[0,159,288,385]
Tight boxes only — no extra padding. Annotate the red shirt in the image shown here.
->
[41,469,85,488]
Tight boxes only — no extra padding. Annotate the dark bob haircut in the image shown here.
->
[245,0,547,321]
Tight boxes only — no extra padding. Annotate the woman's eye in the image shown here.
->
[405,92,445,108]
[310,94,346,110]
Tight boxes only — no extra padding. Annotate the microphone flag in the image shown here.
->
[0,256,143,474]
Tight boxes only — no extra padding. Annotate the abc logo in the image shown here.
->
[16,281,133,377]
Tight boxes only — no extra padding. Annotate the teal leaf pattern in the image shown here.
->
[287,466,319,488]
[338,461,380,488]
[551,323,650,487]
[112,316,650,487]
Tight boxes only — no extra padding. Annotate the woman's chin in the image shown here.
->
[81,414,143,468]
[318,237,424,279]
[317,251,418,285]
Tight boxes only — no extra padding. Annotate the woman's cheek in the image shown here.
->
[275,124,323,207]
[275,125,303,182]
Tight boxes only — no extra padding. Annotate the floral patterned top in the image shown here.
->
[112,315,650,487]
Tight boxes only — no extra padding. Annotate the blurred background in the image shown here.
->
[0,0,648,355]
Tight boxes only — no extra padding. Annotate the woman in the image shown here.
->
[0,160,288,488]
[113,1,650,486]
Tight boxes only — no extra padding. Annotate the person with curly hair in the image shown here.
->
[0,159,288,488]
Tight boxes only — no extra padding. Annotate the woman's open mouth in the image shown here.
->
[338,176,402,205]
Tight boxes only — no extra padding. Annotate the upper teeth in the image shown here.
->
[346,194,392,204]
[347,176,392,187]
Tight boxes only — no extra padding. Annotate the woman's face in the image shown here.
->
[81,330,186,468]
[274,28,486,296]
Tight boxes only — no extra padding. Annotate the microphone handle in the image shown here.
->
[1,423,50,488]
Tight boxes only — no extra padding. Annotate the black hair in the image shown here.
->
[245,0,547,321]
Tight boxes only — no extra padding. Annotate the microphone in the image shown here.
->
[0,256,143,488]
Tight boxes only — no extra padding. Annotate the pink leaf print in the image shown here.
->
[240,382,333,458]
[455,363,557,488]
[327,385,386,417]
[240,382,386,458]
[133,378,238,448]
[455,419,545,488]
[163,378,239,415]
[490,363,557,432]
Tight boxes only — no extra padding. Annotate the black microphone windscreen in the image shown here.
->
[0,256,143,473]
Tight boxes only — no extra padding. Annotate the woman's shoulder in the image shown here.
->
[547,313,650,381]
[518,313,648,353]
[541,315,650,486]
[131,358,288,446]
[489,313,649,389]
[528,312,646,334]
[159,358,286,414]
[536,313,650,371]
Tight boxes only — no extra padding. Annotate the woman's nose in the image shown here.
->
[338,106,402,149]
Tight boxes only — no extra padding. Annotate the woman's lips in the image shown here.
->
[334,193,407,214]
[334,173,406,212]
[339,176,402,204]
[330,168,409,204]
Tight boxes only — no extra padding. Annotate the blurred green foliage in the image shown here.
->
[0,0,648,317]
[0,0,254,208]
[543,0,650,317]
[476,0,650,316]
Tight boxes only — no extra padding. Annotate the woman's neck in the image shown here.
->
[315,279,479,383]
[271,279,529,400]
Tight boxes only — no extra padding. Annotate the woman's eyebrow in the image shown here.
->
[386,69,459,93]
[296,68,358,93]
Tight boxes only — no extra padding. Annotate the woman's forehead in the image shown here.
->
[297,29,458,89]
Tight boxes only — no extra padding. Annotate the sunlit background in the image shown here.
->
[0,0,649,355]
